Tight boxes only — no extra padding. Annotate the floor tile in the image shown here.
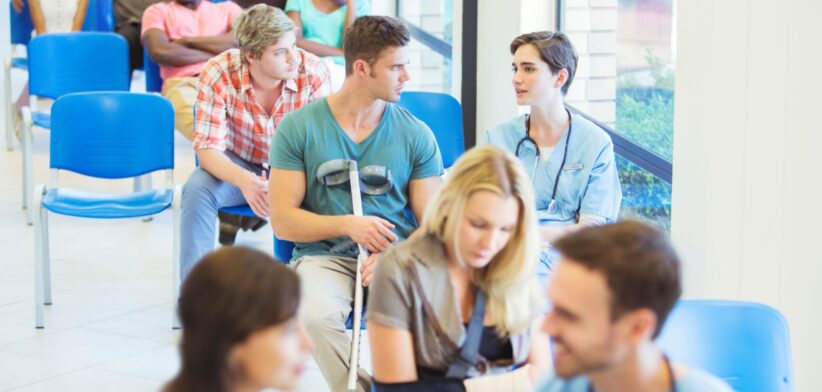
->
[7,368,162,392]
[1,327,164,368]
[0,351,80,391]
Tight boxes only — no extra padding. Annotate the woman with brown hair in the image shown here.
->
[164,246,313,392]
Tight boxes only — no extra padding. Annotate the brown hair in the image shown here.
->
[553,221,681,338]
[510,31,578,95]
[343,15,410,76]
[164,246,300,392]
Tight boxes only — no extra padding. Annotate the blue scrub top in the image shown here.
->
[484,113,622,226]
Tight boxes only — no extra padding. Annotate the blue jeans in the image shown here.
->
[180,151,264,282]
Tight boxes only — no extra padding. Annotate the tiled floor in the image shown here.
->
[0,67,363,390]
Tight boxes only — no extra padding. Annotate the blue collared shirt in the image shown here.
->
[484,113,622,226]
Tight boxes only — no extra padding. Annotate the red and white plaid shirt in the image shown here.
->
[193,48,331,164]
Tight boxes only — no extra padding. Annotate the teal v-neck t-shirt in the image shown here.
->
[269,98,443,260]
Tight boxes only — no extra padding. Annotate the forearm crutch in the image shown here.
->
[346,160,368,392]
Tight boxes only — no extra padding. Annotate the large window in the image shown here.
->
[560,0,675,229]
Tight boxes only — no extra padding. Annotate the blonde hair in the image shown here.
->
[233,4,296,63]
[423,145,542,336]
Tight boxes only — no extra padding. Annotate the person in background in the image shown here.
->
[141,0,242,141]
[113,0,164,73]
[485,31,622,282]
[536,221,732,392]
[180,4,330,282]
[285,0,370,90]
[163,246,313,392]
[367,145,552,391]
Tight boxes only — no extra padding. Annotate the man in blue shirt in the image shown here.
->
[536,221,732,392]
[268,16,443,392]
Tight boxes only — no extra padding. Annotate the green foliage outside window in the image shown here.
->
[614,49,674,230]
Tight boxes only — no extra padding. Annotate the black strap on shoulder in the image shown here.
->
[445,289,488,379]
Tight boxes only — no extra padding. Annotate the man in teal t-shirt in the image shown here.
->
[268,16,442,392]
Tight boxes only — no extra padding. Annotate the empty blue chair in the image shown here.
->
[4,0,34,150]
[144,47,163,93]
[21,32,130,224]
[397,91,465,168]
[32,92,181,329]
[5,0,115,151]
[657,300,794,392]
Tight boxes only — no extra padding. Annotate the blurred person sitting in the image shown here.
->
[164,246,313,392]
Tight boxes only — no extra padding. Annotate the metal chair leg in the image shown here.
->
[42,207,52,305]
[22,108,33,224]
[172,185,182,330]
[32,184,46,328]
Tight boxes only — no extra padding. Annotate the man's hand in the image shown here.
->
[346,216,397,253]
[361,252,380,287]
[12,0,24,13]
[239,171,269,218]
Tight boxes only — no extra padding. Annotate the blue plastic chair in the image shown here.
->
[31,92,180,329]
[657,300,794,392]
[21,32,130,224]
[4,0,114,151]
[4,0,34,151]
[144,47,163,93]
[397,91,465,168]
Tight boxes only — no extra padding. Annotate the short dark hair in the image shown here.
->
[343,15,410,76]
[510,31,578,95]
[553,221,681,338]
[164,246,300,392]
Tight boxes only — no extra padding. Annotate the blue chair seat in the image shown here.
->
[32,111,50,129]
[42,188,173,219]
[11,57,27,70]
[220,204,257,217]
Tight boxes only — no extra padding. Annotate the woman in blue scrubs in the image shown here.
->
[485,31,622,279]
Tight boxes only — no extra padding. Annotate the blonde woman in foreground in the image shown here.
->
[367,145,552,392]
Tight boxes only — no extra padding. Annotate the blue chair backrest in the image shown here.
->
[28,33,130,99]
[397,91,465,168]
[9,1,34,46]
[50,92,175,179]
[657,300,794,392]
[82,0,115,32]
[144,47,163,92]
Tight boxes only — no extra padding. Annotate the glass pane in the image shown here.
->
[563,0,676,160]
[397,0,455,95]
[616,155,671,231]
[614,0,675,160]
[398,0,454,44]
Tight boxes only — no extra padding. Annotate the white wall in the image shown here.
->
[672,1,822,390]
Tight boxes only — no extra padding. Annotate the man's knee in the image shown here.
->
[182,169,220,207]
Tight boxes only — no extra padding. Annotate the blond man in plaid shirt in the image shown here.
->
[180,4,331,281]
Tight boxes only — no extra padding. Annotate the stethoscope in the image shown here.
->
[586,354,677,392]
[514,108,572,214]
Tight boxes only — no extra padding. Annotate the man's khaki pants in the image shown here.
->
[162,76,198,141]
[292,255,371,392]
